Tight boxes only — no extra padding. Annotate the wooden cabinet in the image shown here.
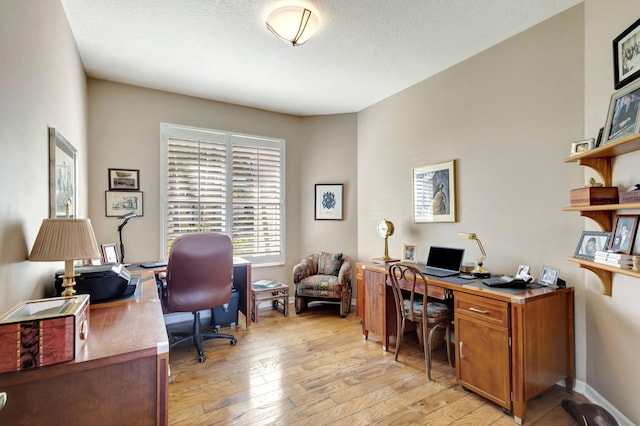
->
[564,132,640,295]
[358,262,574,424]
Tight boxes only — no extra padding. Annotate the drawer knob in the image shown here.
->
[459,341,465,359]
[0,392,6,411]
[469,307,489,314]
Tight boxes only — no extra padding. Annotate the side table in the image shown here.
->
[251,280,289,322]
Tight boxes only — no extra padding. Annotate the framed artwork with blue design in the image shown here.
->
[315,184,343,220]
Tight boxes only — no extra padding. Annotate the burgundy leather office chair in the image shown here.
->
[164,232,237,363]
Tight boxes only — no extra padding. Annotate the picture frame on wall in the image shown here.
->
[613,18,640,90]
[401,243,417,263]
[49,127,77,218]
[602,78,640,145]
[108,168,140,190]
[412,159,456,223]
[315,184,343,220]
[105,191,144,217]
[608,214,639,255]
[101,243,120,264]
[573,230,612,260]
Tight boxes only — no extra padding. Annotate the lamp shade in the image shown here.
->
[30,218,101,262]
[266,6,319,46]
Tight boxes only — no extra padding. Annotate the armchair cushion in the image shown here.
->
[318,251,342,275]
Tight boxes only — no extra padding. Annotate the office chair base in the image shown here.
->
[167,311,236,362]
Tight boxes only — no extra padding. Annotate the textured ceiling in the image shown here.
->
[60,0,582,116]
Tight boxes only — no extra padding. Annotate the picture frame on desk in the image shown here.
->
[101,243,120,264]
[401,243,417,263]
[539,265,560,287]
[608,214,638,255]
[613,18,640,90]
[602,78,640,145]
[412,159,456,223]
[573,230,611,260]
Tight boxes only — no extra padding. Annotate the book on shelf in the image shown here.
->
[594,258,633,268]
[252,279,284,289]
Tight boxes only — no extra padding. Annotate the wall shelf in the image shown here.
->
[564,133,640,296]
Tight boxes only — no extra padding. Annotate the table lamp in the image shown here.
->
[30,218,101,296]
[457,232,491,278]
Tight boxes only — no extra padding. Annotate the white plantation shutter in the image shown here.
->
[160,124,285,265]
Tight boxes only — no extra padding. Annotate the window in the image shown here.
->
[160,123,285,266]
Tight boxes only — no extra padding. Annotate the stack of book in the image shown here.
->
[593,251,634,269]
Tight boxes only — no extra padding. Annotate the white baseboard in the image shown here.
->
[578,380,634,426]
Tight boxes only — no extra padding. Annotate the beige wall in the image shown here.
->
[584,0,640,423]
[87,79,358,285]
[357,0,587,394]
[0,0,88,311]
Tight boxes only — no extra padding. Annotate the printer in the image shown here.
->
[55,264,139,302]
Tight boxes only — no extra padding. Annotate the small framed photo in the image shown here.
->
[108,168,140,190]
[101,243,120,264]
[539,265,560,287]
[516,264,530,276]
[602,78,640,144]
[574,231,612,260]
[105,191,144,217]
[570,139,594,156]
[402,243,417,263]
[608,214,639,254]
[315,184,343,220]
[613,18,640,90]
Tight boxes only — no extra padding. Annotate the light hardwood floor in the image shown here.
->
[167,303,586,425]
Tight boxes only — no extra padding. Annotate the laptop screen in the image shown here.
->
[426,246,465,271]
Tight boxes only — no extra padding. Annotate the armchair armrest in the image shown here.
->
[293,259,313,284]
[337,256,353,285]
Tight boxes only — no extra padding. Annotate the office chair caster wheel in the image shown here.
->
[198,354,207,363]
[230,338,237,345]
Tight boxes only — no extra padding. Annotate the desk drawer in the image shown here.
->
[455,292,509,327]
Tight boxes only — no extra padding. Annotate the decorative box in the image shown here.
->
[570,187,619,207]
[0,294,89,373]
[619,190,640,204]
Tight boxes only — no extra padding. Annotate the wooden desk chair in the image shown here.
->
[388,263,452,380]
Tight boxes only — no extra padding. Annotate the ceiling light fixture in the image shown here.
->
[266,6,319,46]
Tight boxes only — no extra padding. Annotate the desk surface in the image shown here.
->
[361,262,566,303]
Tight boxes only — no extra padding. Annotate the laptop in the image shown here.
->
[420,246,465,277]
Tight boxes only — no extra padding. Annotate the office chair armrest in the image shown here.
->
[292,259,313,283]
[337,256,353,285]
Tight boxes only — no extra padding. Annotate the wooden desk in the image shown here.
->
[129,257,253,330]
[0,271,169,425]
[357,262,575,425]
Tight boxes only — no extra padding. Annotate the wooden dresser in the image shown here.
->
[0,271,169,425]
[357,262,574,425]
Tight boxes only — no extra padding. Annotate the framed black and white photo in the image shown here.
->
[516,264,530,276]
[402,243,417,263]
[613,18,640,90]
[413,159,456,223]
[49,127,77,218]
[602,78,640,144]
[608,214,638,255]
[315,184,343,220]
[108,168,140,190]
[101,243,120,264]
[539,265,560,287]
[105,191,144,217]
[574,230,611,260]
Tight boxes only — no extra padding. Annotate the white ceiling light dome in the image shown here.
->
[266,5,319,46]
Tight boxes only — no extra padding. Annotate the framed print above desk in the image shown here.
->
[412,160,457,223]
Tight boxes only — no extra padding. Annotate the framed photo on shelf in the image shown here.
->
[602,78,640,145]
[105,191,144,217]
[412,159,456,223]
[570,139,594,156]
[613,18,640,90]
[315,184,343,220]
[539,265,560,287]
[49,127,77,218]
[574,231,612,260]
[402,243,417,263]
[101,243,120,264]
[108,168,140,190]
[608,214,639,254]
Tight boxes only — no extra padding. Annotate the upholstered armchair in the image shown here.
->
[292,252,352,317]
